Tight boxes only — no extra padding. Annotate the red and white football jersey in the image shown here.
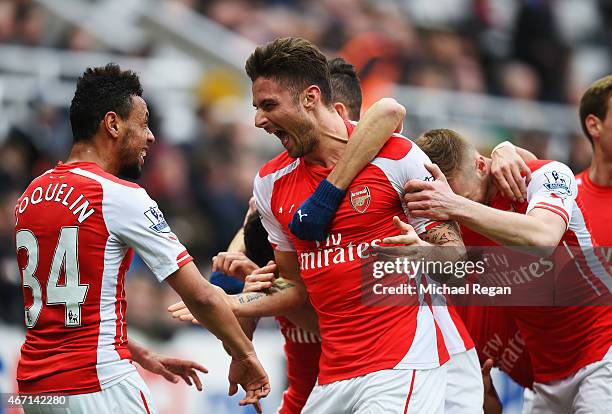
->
[576,168,612,246]
[466,160,612,382]
[14,161,193,394]
[275,316,321,414]
[254,122,452,385]
[457,226,534,388]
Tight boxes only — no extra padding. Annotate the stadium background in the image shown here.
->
[0,0,610,412]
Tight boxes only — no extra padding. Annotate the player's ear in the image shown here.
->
[584,114,601,142]
[334,102,349,120]
[475,154,488,176]
[302,85,320,109]
[102,111,121,139]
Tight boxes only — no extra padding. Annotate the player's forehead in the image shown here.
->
[251,77,291,106]
[128,95,148,120]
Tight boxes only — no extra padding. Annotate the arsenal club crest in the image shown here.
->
[349,186,371,213]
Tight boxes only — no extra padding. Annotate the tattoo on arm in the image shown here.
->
[236,279,296,305]
[237,293,266,305]
[421,221,463,245]
[268,278,295,293]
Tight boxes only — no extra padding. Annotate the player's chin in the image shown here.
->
[119,162,143,180]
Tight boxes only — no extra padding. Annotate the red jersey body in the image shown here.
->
[14,162,193,394]
[457,226,534,388]
[275,316,321,414]
[254,123,451,385]
[463,160,612,383]
[576,169,612,247]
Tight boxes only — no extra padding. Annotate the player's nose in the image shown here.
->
[254,110,269,130]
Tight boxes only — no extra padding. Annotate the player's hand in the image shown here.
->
[243,261,276,293]
[168,300,199,324]
[213,251,260,280]
[481,358,494,394]
[372,216,428,258]
[491,145,532,202]
[289,179,345,241]
[228,352,270,413]
[137,350,208,391]
[403,163,463,221]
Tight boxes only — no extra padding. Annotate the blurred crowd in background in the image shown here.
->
[0,0,610,341]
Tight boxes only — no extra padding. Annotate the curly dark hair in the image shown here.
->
[69,63,143,142]
[329,57,362,121]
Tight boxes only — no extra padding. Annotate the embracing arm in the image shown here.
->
[451,200,566,250]
[289,98,405,241]
[327,98,405,189]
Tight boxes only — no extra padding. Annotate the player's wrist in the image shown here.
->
[313,179,345,209]
[491,141,514,155]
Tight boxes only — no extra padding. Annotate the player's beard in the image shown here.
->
[118,129,143,180]
[287,109,318,158]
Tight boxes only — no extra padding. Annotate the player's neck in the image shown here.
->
[589,149,612,187]
[304,109,348,168]
[66,140,119,175]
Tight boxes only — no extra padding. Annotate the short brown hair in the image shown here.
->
[579,75,612,144]
[415,129,475,180]
[245,37,332,104]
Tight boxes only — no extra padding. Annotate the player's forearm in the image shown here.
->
[452,198,556,247]
[483,388,502,414]
[183,285,256,359]
[231,278,307,318]
[327,98,405,189]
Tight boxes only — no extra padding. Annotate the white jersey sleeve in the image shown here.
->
[526,161,577,229]
[253,172,296,252]
[103,185,193,282]
[371,136,445,235]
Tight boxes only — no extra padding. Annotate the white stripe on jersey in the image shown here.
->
[566,201,612,294]
[96,235,135,387]
[394,305,441,368]
[253,158,300,252]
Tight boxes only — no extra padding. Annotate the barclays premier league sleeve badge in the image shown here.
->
[144,206,171,233]
[542,170,572,197]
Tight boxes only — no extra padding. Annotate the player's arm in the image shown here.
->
[404,163,570,252]
[166,262,258,359]
[481,359,502,414]
[127,340,208,391]
[227,251,308,318]
[289,98,406,241]
[327,98,406,189]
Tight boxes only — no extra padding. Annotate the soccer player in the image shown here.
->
[14,64,269,413]
[238,37,466,413]
[407,129,612,414]
[576,75,612,248]
[171,58,409,413]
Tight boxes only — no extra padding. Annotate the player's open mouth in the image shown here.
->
[274,130,290,147]
[140,149,147,164]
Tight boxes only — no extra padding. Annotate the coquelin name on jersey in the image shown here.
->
[17,183,94,224]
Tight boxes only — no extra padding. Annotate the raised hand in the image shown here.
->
[491,144,532,202]
[403,163,463,221]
